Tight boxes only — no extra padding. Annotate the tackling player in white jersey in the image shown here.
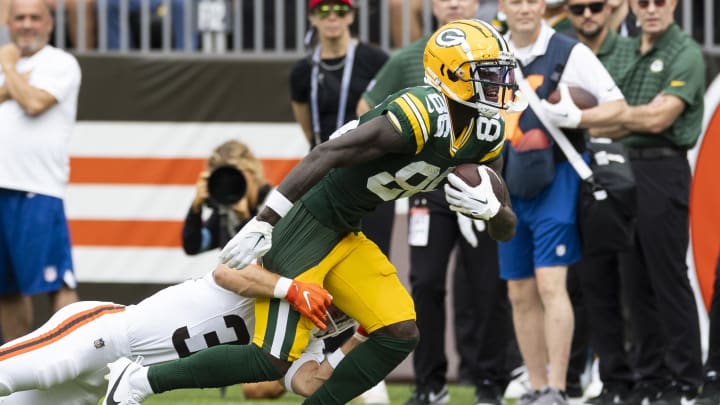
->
[0,264,360,405]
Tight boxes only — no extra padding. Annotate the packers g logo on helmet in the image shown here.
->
[435,28,466,47]
[424,19,526,117]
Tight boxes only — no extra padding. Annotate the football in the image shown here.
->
[452,163,509,205]
[547,86,598,109]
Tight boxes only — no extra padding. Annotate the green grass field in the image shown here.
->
[143,383,476,405]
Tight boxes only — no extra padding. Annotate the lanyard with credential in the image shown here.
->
[310,39,356,146]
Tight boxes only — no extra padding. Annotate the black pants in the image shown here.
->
[575,254,635,389]
[567,264,592,389]
[619,156,702,389]
[409,189,516,391]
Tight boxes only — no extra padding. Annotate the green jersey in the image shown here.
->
[618,23,705,149]
[300,85,505,232]
[596,29,635,85]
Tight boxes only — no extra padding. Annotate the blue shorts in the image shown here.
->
[498,161,582,280]
[0,189,75,295]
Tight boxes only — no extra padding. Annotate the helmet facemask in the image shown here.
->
[451,57,520,117]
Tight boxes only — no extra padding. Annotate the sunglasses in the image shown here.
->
[312,4,352,18]
[638,0,666,8]
[567,1,606,15]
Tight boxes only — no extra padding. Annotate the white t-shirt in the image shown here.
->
[0,45,81,198]
[505,22,624,104]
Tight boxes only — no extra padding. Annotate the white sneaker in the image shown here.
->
[505,366,531,399]
[103,357,147,405]
[360,380,391,404]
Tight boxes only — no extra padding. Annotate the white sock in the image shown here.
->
[130,367,154,397]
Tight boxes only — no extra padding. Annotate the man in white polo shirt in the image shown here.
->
[496,1,626,404]
[0,0,81,342]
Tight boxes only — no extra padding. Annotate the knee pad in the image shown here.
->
[34,359,79,389]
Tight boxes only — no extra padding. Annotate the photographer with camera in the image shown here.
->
[182,140,272,256]
[182,141,287,400]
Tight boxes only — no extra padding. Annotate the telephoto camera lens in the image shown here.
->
[206,165,247,206]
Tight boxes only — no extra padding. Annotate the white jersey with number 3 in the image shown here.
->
[0,272,257,404]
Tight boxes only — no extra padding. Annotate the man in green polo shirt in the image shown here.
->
[563,1,636,404]
[357,2,518,405]
[591,0,705,403]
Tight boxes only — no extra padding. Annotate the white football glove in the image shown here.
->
[539,83,582,128]
[456,213,486,248]
[219,217,273,269]
[444,168,501,221]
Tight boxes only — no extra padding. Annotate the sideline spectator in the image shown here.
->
[104,0,197,50]
[497,0,626,404]
[290,0,392,262]
[591,0,705,402]
[0,0,81,342]
[290,0,388,149]
[563,0,637,403]
[358,2,520,405]
[289,1,391,402]
[182,140,272,255]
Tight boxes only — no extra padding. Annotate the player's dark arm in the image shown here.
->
[257,115,405,225]
[485,156,516,242]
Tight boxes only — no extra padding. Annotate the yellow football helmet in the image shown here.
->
[424,19,525,117]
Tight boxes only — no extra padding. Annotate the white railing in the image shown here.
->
[45,0,720,56]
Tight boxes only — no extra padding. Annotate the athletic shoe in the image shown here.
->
[518,390,542,405]
[506,367,532,399]
[534,387,569,405]
[359,380,391,404]
[103,357,147,405]
[404,385,450,405]
[475,382,504,405]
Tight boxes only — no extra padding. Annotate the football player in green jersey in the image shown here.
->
[102,19,526,405]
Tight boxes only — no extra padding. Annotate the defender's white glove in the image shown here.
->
[219,217,273,269]
[444,168,501,221]
[540,83,582,128]
[456,213,486,248]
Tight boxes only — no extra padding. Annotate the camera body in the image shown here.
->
[206,165,247,207]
